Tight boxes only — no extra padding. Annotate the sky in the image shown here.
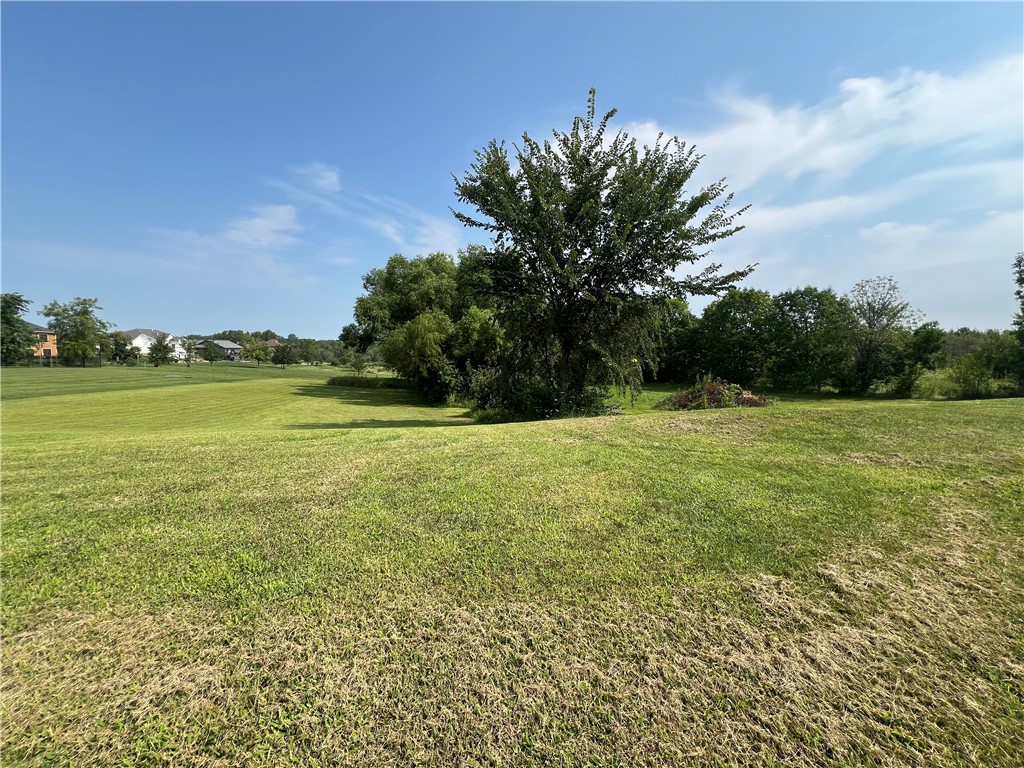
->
[2,2,1022,340]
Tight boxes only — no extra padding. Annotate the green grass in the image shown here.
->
[2,367,1022,766]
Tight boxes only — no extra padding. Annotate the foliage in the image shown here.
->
[350,354,368,376]
[452,89,752,417]
[768,287,857,392]
[949,353,995,399]
[1014,252,1024,332]
[200,341,224,366]
[294,339,323,365]
[841,277,920,394]
[693,289,776,389]
[1,293,36,365]
[40,297,111,367]
[179,337,199,367]
[354,253,458,339]
[653,375,770,410]
[652,298,699,384]
[147,333,175,367]
[242,338,272,367]
[108,331,140,365]
[272,343,300,368]
[207,329,252,345]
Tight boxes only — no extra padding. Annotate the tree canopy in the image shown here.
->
[1,293,36,365]
[41,297,110,367]
[147,333,175,366]
[242,338,272,367]
[452,89,752,416]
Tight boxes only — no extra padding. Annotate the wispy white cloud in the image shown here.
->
[640,52,1024,195]
[276,165,464,256]
[292,162,342,194]
[220,205,301,249]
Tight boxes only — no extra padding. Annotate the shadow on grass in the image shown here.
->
[284,418,473,430]
[290,383,419,406]
[287,383,474,429]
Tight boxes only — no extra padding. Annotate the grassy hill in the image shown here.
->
[2,365,1022,766]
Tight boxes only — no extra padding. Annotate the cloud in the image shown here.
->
[292,162,341,193]
[275,171,464,257]
[220,205,301,249]
[622,53,1022,195]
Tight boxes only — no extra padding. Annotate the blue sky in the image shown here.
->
[3,2,1022,339]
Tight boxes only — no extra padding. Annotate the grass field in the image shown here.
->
[2,364,1022,766]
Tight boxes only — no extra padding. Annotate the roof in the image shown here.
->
[212,339,242,350]
[266,339,282,348]
[122,328,175,340]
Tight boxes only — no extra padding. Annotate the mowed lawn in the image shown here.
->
[2,366,1022,767]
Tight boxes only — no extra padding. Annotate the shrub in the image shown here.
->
[654,376,770,411]
[949,354,994,399]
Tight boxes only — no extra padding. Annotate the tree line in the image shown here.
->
[336,91,1023,418]
[341,251,1024,416]
[0,295,347,369]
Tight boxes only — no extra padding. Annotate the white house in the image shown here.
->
[122,328,186,361]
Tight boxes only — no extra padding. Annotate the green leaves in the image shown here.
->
[451,90,753,416]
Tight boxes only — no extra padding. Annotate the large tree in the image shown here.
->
[1,293,37,365]
[453,90,752,416]
[40,297,110,367]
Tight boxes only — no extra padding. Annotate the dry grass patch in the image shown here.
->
[5,502,1021,768]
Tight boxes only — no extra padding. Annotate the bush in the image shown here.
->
[949,354,995,399]
[654,376,770,411]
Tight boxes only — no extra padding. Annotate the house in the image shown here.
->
[266,339,283,350]
[122,328,186,361]
[27,322,58,363]
[196,339,243,362]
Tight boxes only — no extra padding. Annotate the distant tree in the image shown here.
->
[200,341,224,366]
[107,331,139,365]
[180,337,200,367]
[950,353,994,399]
[906,321,946,370]
[210,330,251,345]
[1,293,36,365]
[694,289,776,388]
[147,333,175,366]
[350,354,368,376]
[769,287,857,392]
[841,277,920,394]
[1013,253,1024,382]
[1014,252,1024,329]
[41,297,110,367]
[339,322,375,354]
[452,89,752,416]
[653,299,699,384]
[242,338,272,367]
[272,343,300,368]
[294,338,322,365]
